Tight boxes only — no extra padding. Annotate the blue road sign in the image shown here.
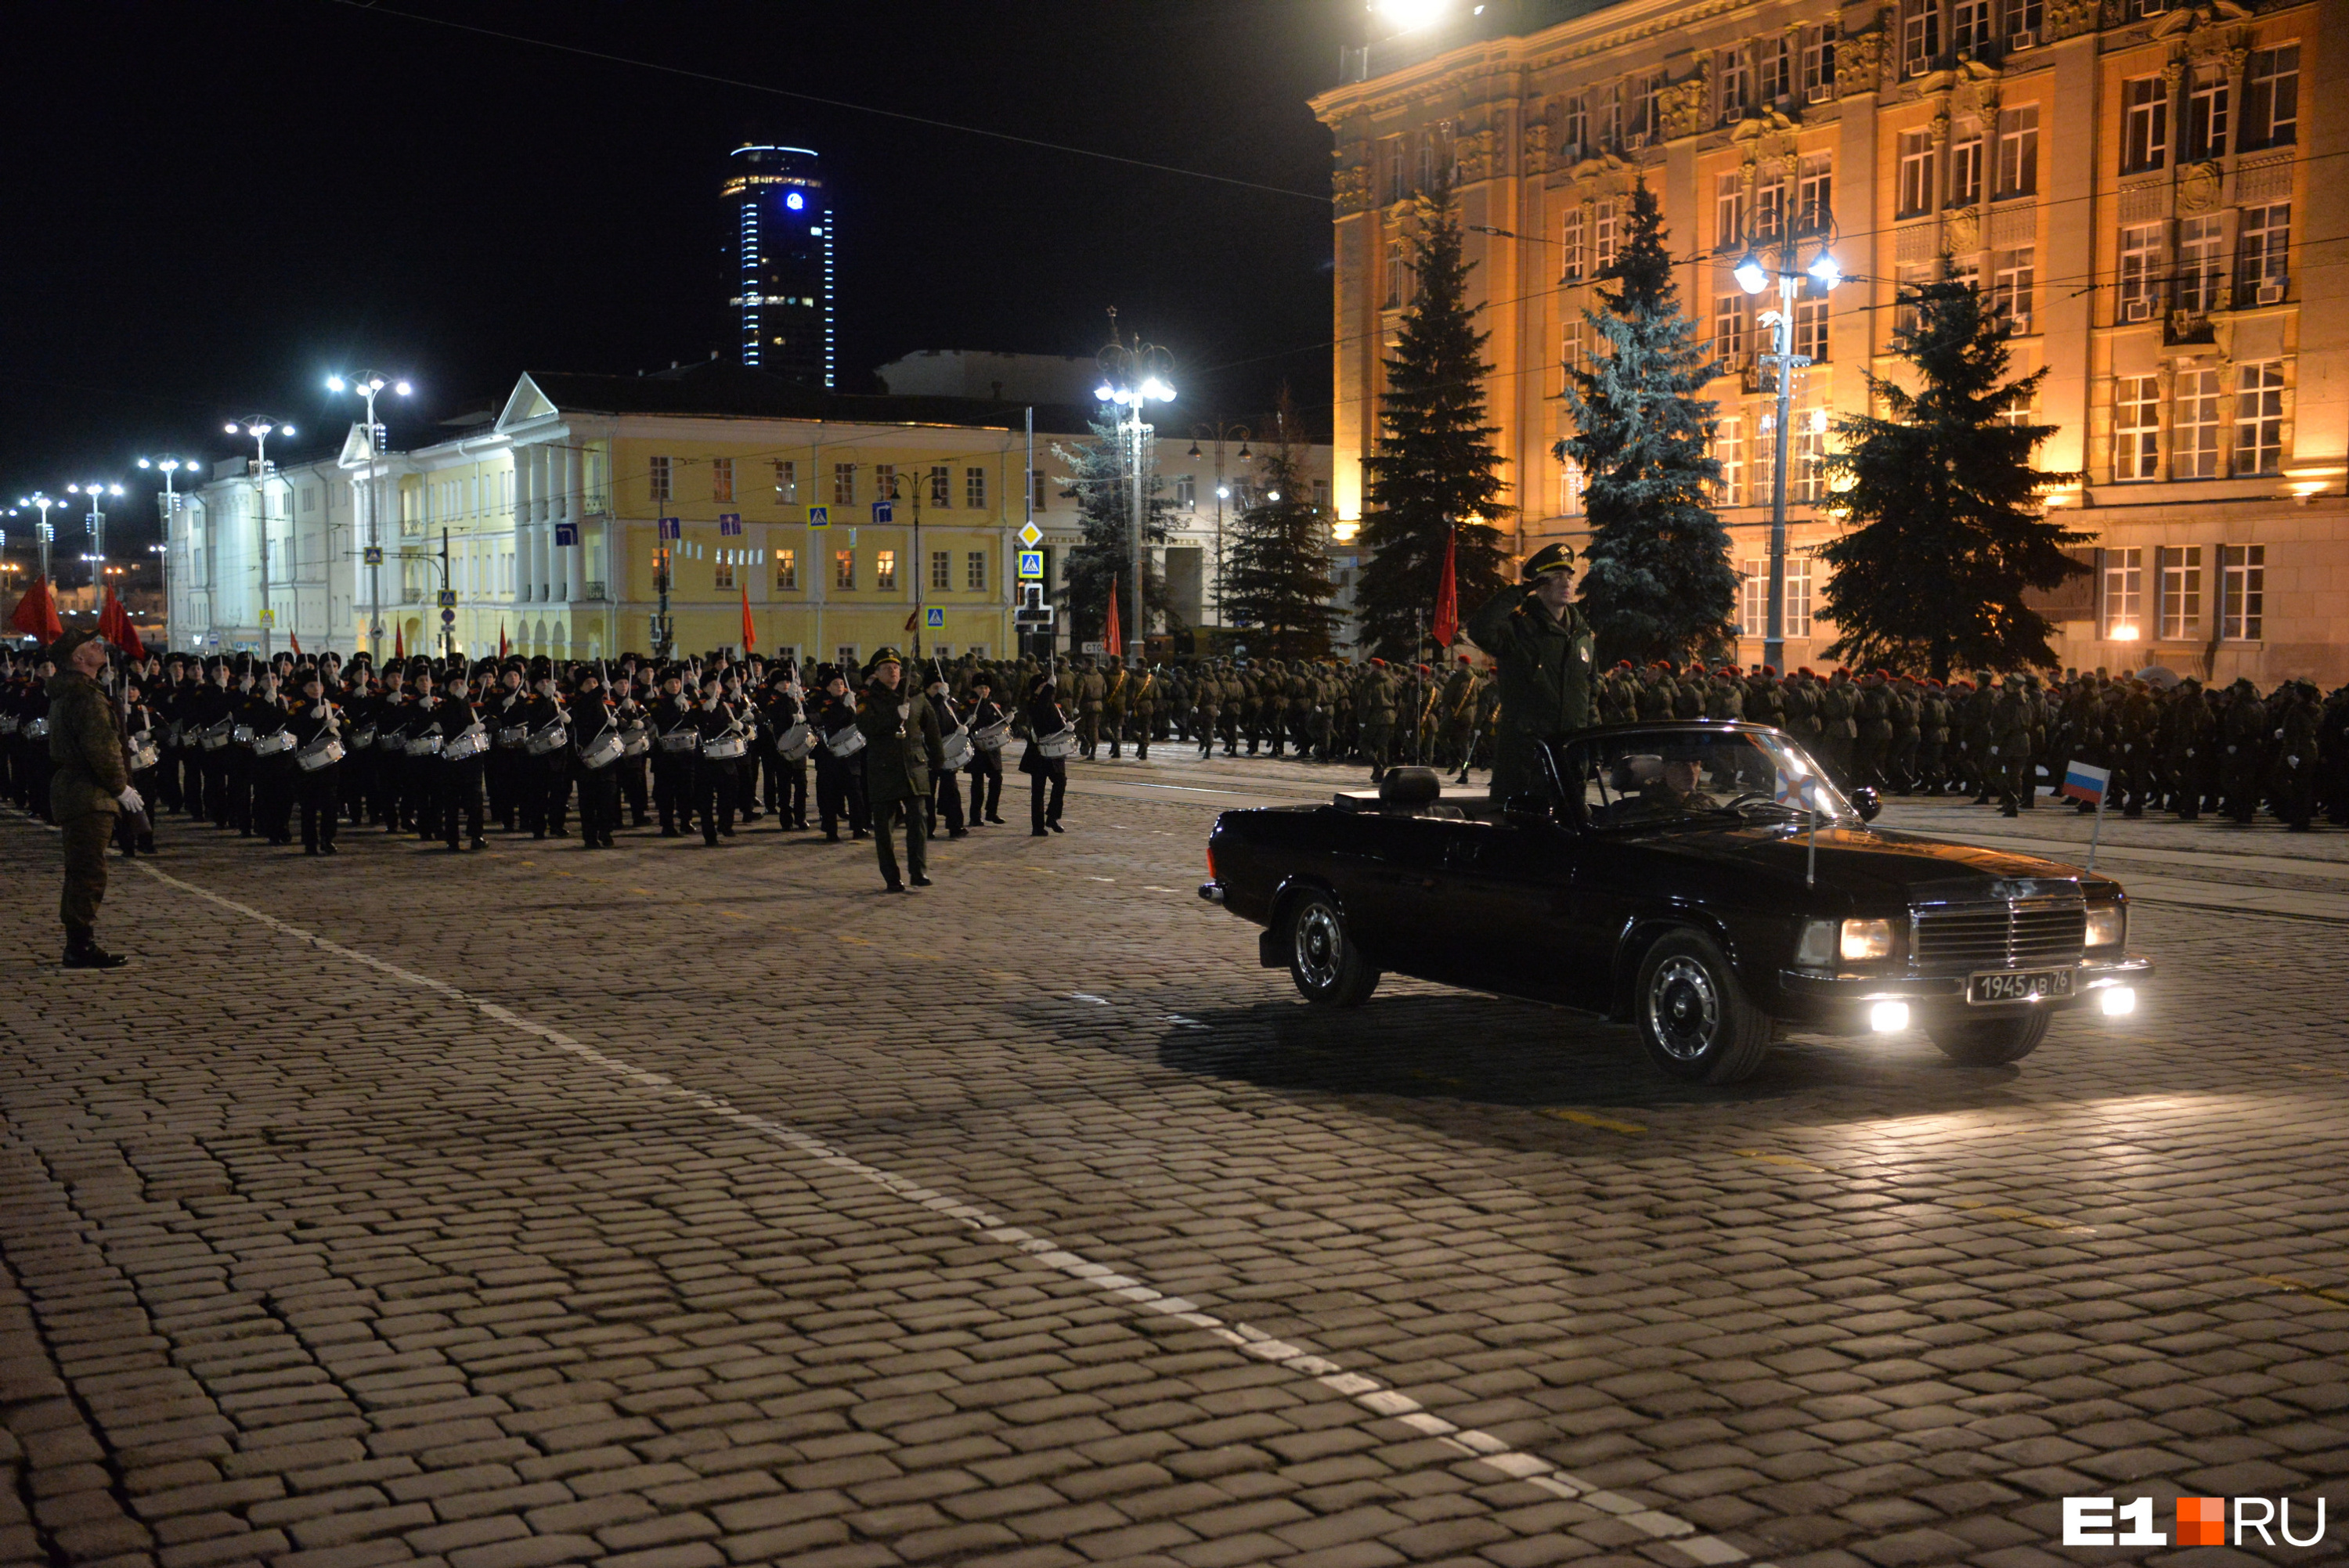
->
[718,513,742,536]
[361,545,384,566]
[807,506,829,529]
[871,500,894,524]
[437,588,457,607]
[554,522,578,546]
[926,607,944,628]
[1017,550,1044,579]
[658,516,680,540]
[441,608,456,625]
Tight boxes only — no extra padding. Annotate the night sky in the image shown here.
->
[1,1,1357,557]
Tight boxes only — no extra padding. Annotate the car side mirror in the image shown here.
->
[1851,786,1881,822]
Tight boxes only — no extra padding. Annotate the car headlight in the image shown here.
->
[1839,918,1895,962]
[2086,904,2124,948]
[1796,919,1836,968]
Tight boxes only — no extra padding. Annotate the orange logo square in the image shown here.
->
[2177,1497,2225,1546]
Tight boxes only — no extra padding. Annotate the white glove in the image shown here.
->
[117,785,145,815]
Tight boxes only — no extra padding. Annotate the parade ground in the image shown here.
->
[2,755,2345,1568]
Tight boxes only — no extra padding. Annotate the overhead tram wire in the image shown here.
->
[317,0,1330,206]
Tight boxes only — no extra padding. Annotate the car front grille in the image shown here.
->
[1911,899,2086,971]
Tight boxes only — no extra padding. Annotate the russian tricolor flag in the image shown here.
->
[2062,759,2111,806]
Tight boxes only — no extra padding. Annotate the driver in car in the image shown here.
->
[1609,753,1723,819]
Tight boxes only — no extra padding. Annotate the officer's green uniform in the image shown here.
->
[1463,547,1594,803]
[45,635,130,963]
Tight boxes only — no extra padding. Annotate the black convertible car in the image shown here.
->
[1200,722,2152,1083]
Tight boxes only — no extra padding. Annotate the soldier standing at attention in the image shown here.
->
[45,629,136,969]
[1075,658,1106,760]
[856,648,945,892]
[1463,542,1593,805]
[1128,663,1157,762]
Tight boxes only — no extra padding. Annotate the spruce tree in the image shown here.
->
[1355,189,1514,661]
[1052,415,1177,651]
[1817,277,2085,678]
[1561,179,1735,668]
[1223,391,1340,659]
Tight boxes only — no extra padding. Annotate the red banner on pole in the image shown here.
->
[1103,575,1123,657]
[1431,530,1460,650]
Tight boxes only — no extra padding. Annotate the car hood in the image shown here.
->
[1631,822,2113,906]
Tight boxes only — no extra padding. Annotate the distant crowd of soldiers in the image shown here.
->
[9,646,2346,850]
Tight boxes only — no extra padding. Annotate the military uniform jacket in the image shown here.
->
[857,684,945,802]
[1463,585,1593,801]
[45,670,128,819]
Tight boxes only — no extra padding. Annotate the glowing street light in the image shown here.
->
[327,370,412,651]
[1734,233,1843,676]
[226,416,294,657]
[67,481,125,579]
[1095,312,1178,662]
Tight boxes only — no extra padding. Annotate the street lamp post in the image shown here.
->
[138,457,197,653]
[327,373,412,655]
[16,493,63,589]
[1094,315,1176,662]
[1186,423,1250,633]
[66,481,124,596]
[226,416,294,658]
[1735,235,1842,676]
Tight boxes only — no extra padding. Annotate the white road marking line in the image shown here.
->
[1068,992,1110,1004]
[124,856,1768,1567]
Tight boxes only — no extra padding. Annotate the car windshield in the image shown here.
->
[1561,729,1856,831]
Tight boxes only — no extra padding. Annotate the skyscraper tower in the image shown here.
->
[723,144,834,389]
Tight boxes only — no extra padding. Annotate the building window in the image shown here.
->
[1716,417,1745,506]
[2238,203,2290,301]
[1897,132,1937,216]
[930,550,951,590]
[1714,293,1748,361]
[775,547,797,590]
[648,456,673,503]
[1593,200,1618,269]
[1030,469,1048,510]
[1175,475,1196,509]
[965,467,987,510]
[2221,544,2264,639]
[875,549,897,589]
[2184,65,2228,160]
[837,644,858,669]
[1994,105,2038,196]
[874,463,898,502]
[1991,246,2034,331]
[1631,69,1666,138]
[1792,404,1828,503]
[712,457,734,503]
[1738,555,1813,637]
[773,460,797,502]
[1312,479,1331,511]
[1895,264,1931,335]
[2243,45,2298,149]
[2122,77,2167,172]
[1599,81,1624,148]
[1560,456,1587,516]
[929,465,951,508]
[713,560,735,590]
[835,549,855,589]
[2157,546,2202,639]
[1385,240,1405,306]
[2235,360,2285,474]
[1755,174,1786,240]
[2114,376,2161,481]
[1954,0,1993,55]
[2004,0,2043,36]
[1384,138,1406,203]
[1802,23,1838,101]
[1714,174,1748,251]
[1561,209,1586,279]
[1717,46,1751,121]
[2102,547,2144,639]
[1797,154,1832,232]
[1759,36,1792,102]
[2174,369,2221,478]
[2116,224,2163,319]
[1563,95,1587,157]
[832,463,856,506]
[1795,296,1830,362]
[966,550,987,590]
[1901,0,1939,76]
[2177,215,2224,312]
[1950,119,1984,206]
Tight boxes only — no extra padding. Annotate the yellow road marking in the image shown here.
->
[1734,1148,1829,1173]
[2251,1274,2349,1309]
[1539,1108,1647,1135]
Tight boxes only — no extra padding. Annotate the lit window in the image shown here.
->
[1594,200,1618,269]
[713,560,734,590]
[773,460,797,502]
[1990,246,2034,332]
[2235,360,2285,475]
[1714,293,1747,362]
[2116,225,2163,319]
[712,457,734,503]
[1897,131,1937,216]
[1716,417,1745,506]
[874,463,897,502]
[875,549,897,589]
[930,465,951,508]
[775,547,797,589]
[1718,46,1751,121]
[1795,297,1830,362]
[2102,547,2143,639]
[1801,24,1838,102]
[835,549,855,589]
[1175,475,1196,509]
[2114,376,2160,481]
[2185,65,2228,160]
[2157,546,2202,639]
[2237,203,2290,300]
[1902,0,1939,75]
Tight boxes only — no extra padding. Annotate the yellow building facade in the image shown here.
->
[1315,0,2347,681]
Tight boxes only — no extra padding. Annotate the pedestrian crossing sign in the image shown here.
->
[437,589,458,607]
[1017,550,1044,580]
[808,506,829,529]
[361,545,383,566]
[1018,521,1042,547]
[926,607,944,628]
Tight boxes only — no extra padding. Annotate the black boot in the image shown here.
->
[63,925,127,971]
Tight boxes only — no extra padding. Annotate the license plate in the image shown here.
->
[1968,967,2075,1004]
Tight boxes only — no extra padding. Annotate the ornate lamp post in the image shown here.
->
[1092,315,1175,661]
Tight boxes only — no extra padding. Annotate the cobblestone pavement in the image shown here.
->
[1,756,2345,1568]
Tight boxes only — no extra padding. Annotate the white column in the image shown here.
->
[530,446,552,601]
[561,444,586,604]
[512,451,536,601]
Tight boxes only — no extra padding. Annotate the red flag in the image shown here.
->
[1431,529,1460,650]
[289,629,302,659]
[1102,575,1122,658]
[10,576,63,643]
[100,586,147,662]
[498,622,510,659]
[741,586,757,653]
[393,623,406,661]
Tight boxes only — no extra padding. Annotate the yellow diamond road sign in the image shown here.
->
[1018,521,1042,547]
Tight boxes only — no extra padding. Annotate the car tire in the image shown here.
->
[1929,1011,2050,1066]
[1634,929,1773,1083]
[1284,891,1379,1007]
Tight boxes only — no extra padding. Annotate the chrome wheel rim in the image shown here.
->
[1295,904,1342,989]
[1647,956,1719,1061]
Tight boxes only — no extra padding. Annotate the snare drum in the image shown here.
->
[823,724,868,759]
[405,731,444,758]
[657,729,699,753]
[1035,730,1076,759]
[232,724,256,746]
[350,725,377,750]
[297,737,345,772]
[777,721,814,762]
[376,728,406,752]
[972,719,1010,753]
[0,716,17,737]
[496,724,529,749]
[579,730,624,770]
[524,723,569,755]
[128,742,161,772]
[940,730,973,770]
[23,717,48,742]
[445,725,489,762]
[252,730,297,758]
[702,734,748,761]
[619,723,651,758]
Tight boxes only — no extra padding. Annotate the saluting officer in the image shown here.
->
[1462,542,1593,804]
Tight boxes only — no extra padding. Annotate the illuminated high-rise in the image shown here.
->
[723,144,834,388]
